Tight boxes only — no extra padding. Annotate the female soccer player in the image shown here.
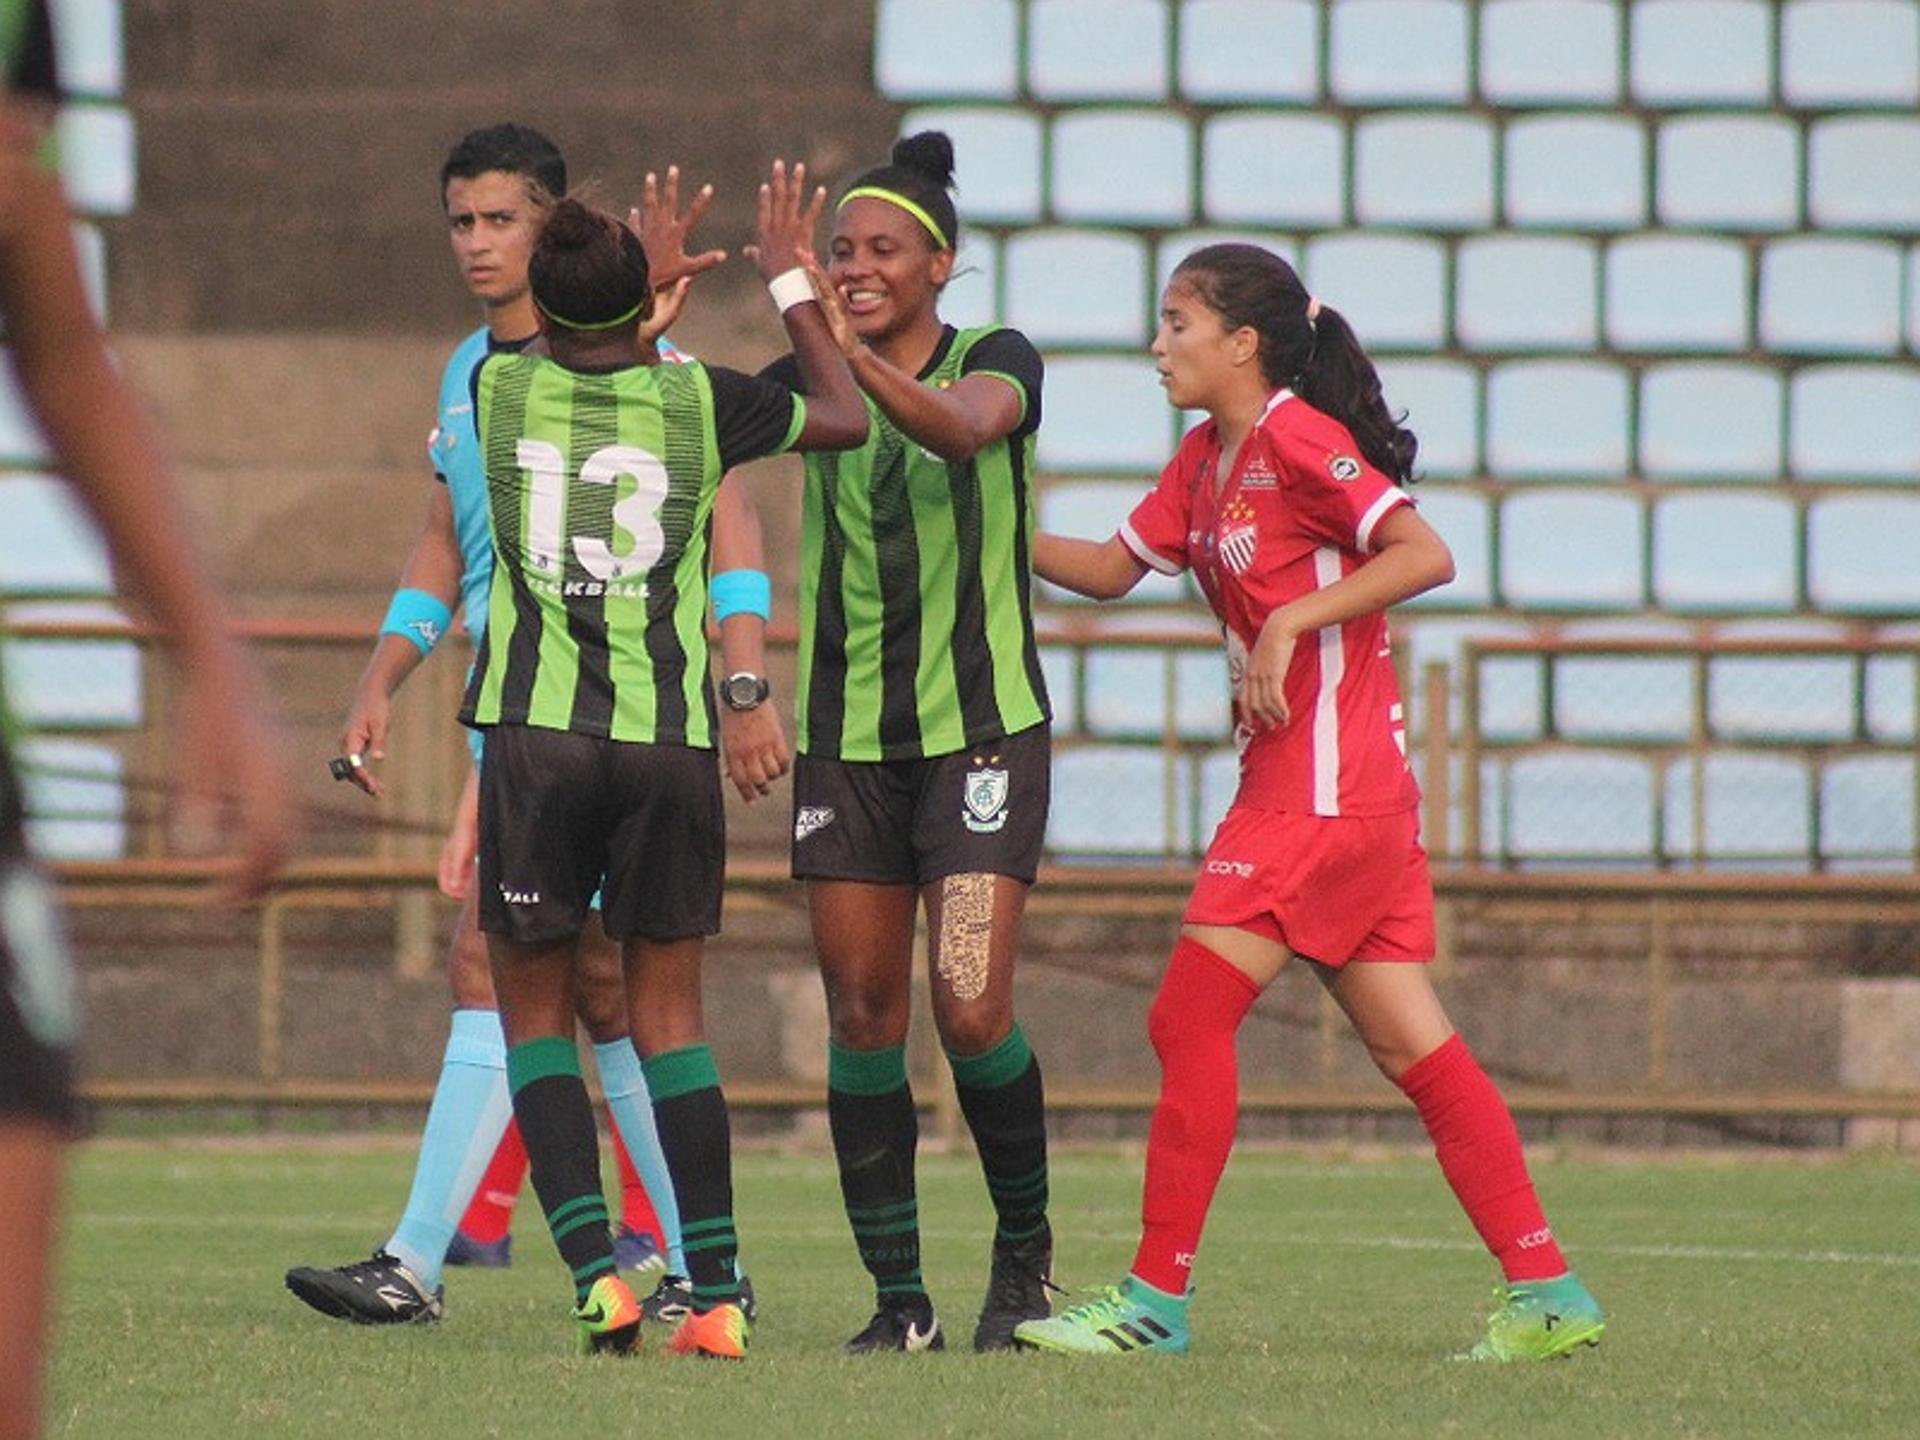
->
[463,168,864,1357]
[1,16,290,1437]
[1011,243,1604,1361]
[765,132,1056,1353]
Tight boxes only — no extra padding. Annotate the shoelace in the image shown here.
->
[1056,1285,1130,1326]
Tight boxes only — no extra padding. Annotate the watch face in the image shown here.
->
[724,673,768,709]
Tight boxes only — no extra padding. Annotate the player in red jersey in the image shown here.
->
[1013,243,1603,1362]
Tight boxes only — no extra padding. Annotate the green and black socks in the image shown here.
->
[644,1043,741,1311]
[949,1024,1050,1246]
[506,1037,614,1303]
[828,1041,927,1299]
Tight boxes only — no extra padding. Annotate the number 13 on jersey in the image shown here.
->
[515,438,670,585]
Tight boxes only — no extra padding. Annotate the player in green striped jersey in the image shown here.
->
[762,132,1057,1354]
[460,170,865,1357]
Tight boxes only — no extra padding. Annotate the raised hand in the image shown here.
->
[627,164,727,292]
[743,159,827,282]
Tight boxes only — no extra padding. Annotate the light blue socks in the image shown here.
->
[594,1038,685,1274]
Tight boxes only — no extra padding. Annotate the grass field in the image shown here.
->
[46,1140,1920,1439]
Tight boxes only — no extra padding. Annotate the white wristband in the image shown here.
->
[767,267,814,314]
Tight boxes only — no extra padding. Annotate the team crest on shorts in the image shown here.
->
[1217,496,1257,576]
[794,805,836,841]
[963,761,1010,834]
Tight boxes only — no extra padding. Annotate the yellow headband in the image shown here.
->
[535,297,646,331]
[837,186,951,251]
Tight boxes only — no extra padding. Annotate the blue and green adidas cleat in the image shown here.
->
[1457,1273,1604,1361]
[1013,1277,1190,1356]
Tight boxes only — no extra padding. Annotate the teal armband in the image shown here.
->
[380,588,453,655]
[711,569,771,623]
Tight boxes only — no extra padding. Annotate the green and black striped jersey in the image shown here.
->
[765,325,1051,761]
[1,0,56,97]
[460,354,804,747]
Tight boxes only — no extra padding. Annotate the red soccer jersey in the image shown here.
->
[1120,389,1420,818]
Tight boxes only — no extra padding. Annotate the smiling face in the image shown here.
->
[826,195,954,345]
[443,170,543,310]
[1151,274,1261,414]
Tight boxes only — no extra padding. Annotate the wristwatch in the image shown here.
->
[720,671,771,712]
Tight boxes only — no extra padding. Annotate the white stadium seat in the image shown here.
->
[1480,0,1622,105]
[1028,0,1171,101]
[1605,234,1748,353]
[1629,0,1772,106]
[1178,0,1321,102]
[1638,363,1783,481]
[873,0,1019,100]
[1329,0,1471,104]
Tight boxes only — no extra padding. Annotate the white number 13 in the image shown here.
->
[515,439,669,581]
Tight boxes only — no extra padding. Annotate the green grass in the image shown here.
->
[49,1142,1920,1439]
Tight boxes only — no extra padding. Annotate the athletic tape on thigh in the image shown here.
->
[935,872,995,1003]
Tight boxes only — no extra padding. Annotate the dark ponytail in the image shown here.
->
[1172,244,1418,485]
[840,129,960,251]
[528,197,652,331]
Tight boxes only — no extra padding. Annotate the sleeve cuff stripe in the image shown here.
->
[1119,520,1181,575]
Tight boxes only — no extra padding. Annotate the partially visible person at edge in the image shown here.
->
[1,10,292,1437]
[764,131,1057,1354]
[284,125,784,1333]
[1011,243,1605,1362]
[462,168,864,1356]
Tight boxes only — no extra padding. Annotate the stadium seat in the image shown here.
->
[1479,0,1622,105]
[1037,482,1188,606]
[1499,489,1645,609]
[1553,656,1693,741]
[1201,112,1345,227]
[1654,116,1799,231]
[14,737,124,861]
[1605,235,1749,353]
[940,231,1000,331]
[1050,109,1193,225]
[1038,646,1079,733]
[1454,234,1598,351]
[0,633,141,727]
[1374,358,1478,478]
[1504,115,1646,230]
[1709,654,1856,740]
[1664,751,1814,863]
[1178,0,1321,102]
[1196,746,1240,836]
[0,473,114,594]
[1027,0,1170,101]
[1788,365,1920,481]
[55,103,135,216]
[1038,357,1179,472]
[0,356,51,464]
[1399,615,1536,735]
[1485,360,1630,478]
[1352,114,1496,230]
[1474,653,1546,742]
[1651,492,1799,613]
[1638,363,1783,481]
[873,0,1019,99]
[1302,232,1448,350]
[1821,755,1916,863]
[1157,230,1298,295]
[1048,743,1194,855]
[1328,0,1471,104]
[1502,751,1656,864]
[1003,229,1150,346]
[71,221,107,322]
[1629,0,1772,105]
[1807,494,1920,612]
[1807,118,1920,230]
[1759,237,1904,355]
[1911,246,1920,354]
[1084,646,1232,741]
[899,107,1043,223]
[1403,487,1492,608]
[1864,651,1916,742]
[1780,0,1920,108]
[51,0,126,99]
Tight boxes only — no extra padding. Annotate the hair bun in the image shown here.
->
[890,130,956,190]
[540,197,604,251]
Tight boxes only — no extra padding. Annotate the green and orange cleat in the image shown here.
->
[667,1300,750,1360]
[573,1274,642,1356]
[1457,1273,1605,1361]
[1013,1277,1190,1357]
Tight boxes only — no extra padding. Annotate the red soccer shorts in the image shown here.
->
[1183,805,1435,966]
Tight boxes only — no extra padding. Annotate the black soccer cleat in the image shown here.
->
[642,1270,757,1326]
[973,1227,1057,1352]
[284,1250,445,1325]
[844,1291,946,1355]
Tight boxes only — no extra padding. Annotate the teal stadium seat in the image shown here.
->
[0,474,114,594]
[1709,655,1856,740]
[1402,488,1491,608]
[1806,495,1920,613]
[1504,114,1646,230]
[940,232,1000,331]
[1498,489,1645,609]
[1353,114,1495,230]
[1788,365,1920,482]
[1486,360,1630,477]
[1049,109,1192,225]
[1606,235,1749,352]
[1760,237,1904,355]
[873,0,1019,99]
[1303,232,1447,349]
[1157,230,1298,295]
[50,0,125,98]
[54,103,135,216]
[1479,0,1622,105]
[1201,113,1344,227]
[898,107,1042,223]
[1328,0,1471,104]
[1652,492,1799,613]
[1454,234,1597,351]
[1638,363,1783,480]
[1037,358,1179,472]
[1178,0,1321,102]
[1553,656,1693,741]
[1027,0,1170,101]
[1664,751,1814,864]
[14,737,124,861]
[1821,756,1916,866]
[1780,0,1920,108]
[1629,0,1772,105]
[1004,229,1150,346]
[1048,744,1197,855]
[1807,118,1920,230]
[1501,752,1656,865]
[1375,358,1477,478]
[1036,480,1187,605]
[1655,116,1799,231]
